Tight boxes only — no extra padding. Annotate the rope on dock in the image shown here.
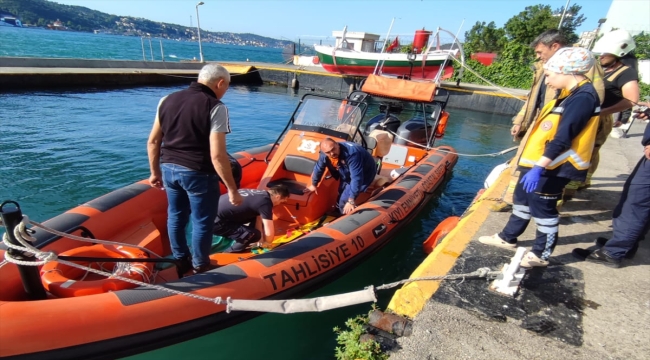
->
[1,216,501,314]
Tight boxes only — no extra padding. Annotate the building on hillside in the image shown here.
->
[601,0,650,36]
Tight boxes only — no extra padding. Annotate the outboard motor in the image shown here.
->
[392,117,435,147]
[363,114,401,136]
[363,102,403,136]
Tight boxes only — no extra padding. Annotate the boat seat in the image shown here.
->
[267,155,317,195]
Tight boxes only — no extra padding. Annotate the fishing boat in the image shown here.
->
[314,27,463,80]
[0,75,458,359]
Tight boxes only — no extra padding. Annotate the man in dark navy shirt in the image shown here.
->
[213,185,290,253]
[303,138,377,215]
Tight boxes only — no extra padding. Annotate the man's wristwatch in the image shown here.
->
[347,199,355,206]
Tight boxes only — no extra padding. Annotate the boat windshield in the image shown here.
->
[293,97,363,138]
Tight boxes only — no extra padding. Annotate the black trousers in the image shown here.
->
[499,171,570,260]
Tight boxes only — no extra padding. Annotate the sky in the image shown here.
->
[50,0,616,42]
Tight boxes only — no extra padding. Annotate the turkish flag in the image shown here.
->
[386,36,399,52]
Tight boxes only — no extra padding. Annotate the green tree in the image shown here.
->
[633,32,649,60]
[463,21,506,54]
[503,4,584,48]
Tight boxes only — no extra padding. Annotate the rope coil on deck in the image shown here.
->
[1,216,501,314]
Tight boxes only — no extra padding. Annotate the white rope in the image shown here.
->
[384,128,518,157]
[2,216,227,305]
[450,56,526,102]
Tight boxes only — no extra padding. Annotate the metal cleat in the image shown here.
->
[489,247,527,296]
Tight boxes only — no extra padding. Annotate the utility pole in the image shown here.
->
[557,0,571,30]
[195,2,204,63]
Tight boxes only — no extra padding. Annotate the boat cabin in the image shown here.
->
[332,30,380,52]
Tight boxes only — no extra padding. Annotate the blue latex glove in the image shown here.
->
[520,166,544,193]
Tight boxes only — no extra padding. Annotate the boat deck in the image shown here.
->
[387,120,650,359]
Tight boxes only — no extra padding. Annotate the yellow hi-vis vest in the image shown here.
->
[519,81,600,171]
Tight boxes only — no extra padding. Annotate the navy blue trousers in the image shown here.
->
[499,171,570,260]
[337,181,370,212]
[603,156,650,259]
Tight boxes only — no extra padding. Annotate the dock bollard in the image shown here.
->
[0,201,47,300]
[368,309,413,337]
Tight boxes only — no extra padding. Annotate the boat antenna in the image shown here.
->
[373,17,396,75]
[338,25,348,49]
[432,20,465,84]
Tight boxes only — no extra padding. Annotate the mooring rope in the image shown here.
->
[381,127,518,157]
[450,56,527,102]
[1,216,502,313]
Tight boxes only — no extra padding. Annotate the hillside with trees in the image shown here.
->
[0,0,292,48]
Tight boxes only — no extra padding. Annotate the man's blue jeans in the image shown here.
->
[161,163,220,268]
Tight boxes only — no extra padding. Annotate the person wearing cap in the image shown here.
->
[490,30,604,212]
[479,47,601,268]
[569,29,639,190]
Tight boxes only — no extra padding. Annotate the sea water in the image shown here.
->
[1,27,516,360]
[0,26,286,63]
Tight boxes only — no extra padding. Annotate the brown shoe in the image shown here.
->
[489,201,512,213]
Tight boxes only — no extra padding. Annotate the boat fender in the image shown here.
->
[484,162,509,189]
[40,244,153,298]
[434,111,450,138]
[422,216,460,254]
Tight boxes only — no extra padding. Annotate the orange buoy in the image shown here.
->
[423,216,460,254]
[40,244,153,298]
[435,111,449,138]
[312,56,320,64]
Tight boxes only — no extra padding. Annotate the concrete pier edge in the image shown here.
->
[386,167,510,318]
[386,121,650,359]
[0,57,526,116]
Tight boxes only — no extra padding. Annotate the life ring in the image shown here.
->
[422,216,460,254]
[40,244,153,298]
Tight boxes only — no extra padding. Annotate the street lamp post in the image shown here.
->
[195,1,204,63]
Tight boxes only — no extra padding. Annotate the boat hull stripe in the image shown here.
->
[328,209,381,235]
[254,233,335,267]
[426,155,445,164]
[369,189,406,209]
[115,265,248,306]
[24,213,90,248]
[397,175,421,190]
[413,164,433,175]
[84,183,151,212]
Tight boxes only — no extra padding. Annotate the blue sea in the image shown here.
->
[0,26,514,359]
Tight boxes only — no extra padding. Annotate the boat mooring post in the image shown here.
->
[0,201,47,300]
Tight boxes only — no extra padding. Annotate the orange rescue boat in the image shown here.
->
[0,74,458,359]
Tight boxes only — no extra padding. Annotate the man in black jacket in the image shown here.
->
[147,63,242,275]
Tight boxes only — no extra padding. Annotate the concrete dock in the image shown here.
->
[387,120,649,359]
[0,57,526,115]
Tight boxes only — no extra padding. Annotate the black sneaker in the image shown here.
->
[571,248,591,261]
[192,263,219,275]
[175,256,193,278]
[585,248,622,268]
[595,237,637,259]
